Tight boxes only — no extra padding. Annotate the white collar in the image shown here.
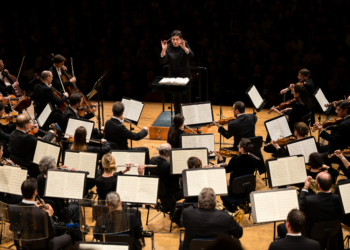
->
[237,113,244,117]
[112,116,124,123]
[344,115,350,120]
[286,233,302,236]
[21,199,36,205]
[317,190,332,194]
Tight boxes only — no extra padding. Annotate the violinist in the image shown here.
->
[213,101,257,150]
[280,68,315,98]
[269,85,313,134]
[9,114,55,163]
[167,114,186,148]
[0,60,17,95]
[0,103,12,157]
[217,138,259,213]
[49,54,76,92]
[313,101,350,178]
[31,71,69,128]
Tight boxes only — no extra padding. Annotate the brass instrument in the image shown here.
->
[216,201,245,223]
[309,179,336,194]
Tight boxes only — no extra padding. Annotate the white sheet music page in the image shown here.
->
[33,140,48,164]
[196,103,213,124]
[339,184,350,214]
[301,138,318,163]
[124,99,144,122]
[0,167,9,193]
[8,167,28,195]
[181,105,198,125]
[137,177,159,204]
[117,176,139,202]
[181,136,198,149]
[206,169,228,194]
[190,149,208,166]
[277,116,292,138]
[171,151,190,174]
[79,152,98,178]
[64,151,79,170]
[116,152,145,175]
[197,135,215,157]
[288,157,307,185]
[46,171,67,198]
[268,159,290,187]
[315,89,329,112]
[79,244,128,250]
[46,144,61,164]
[37,103,52,127]
[65,118,94,140]
[186,170,207,196]
[65,172,85,199]
[275,190,299,221]
[248,85,264,109]
[266,116,291,141]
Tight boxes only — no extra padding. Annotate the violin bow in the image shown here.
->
[124,118,144,130]
[55,67,66,93]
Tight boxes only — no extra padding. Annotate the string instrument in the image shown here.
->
[169,114,199,134]
[0,158,15,166]
[12,96,31,112]
[312,117,343,132]
[124,118,145,131]
[268,98,296,114]
[328,149,350,158]
[208,149,240,158]
[0,111,17,125]
[324,99,350,107]
[206,162,229,168]
[265,136,296,147]
[281,81,305,95]
[207,117,236,128]
[0,94,18,106]
[66,136,102,144]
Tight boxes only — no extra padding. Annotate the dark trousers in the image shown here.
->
[160,188,184,213]
[49,234,72,250]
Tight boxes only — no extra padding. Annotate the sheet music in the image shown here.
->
[287,138,318,163]
[248,85,264,109]
[182,103,213,126]
[64,151,79,169]
[46,144,61,165]
[268,159,290,187]
[46,171,85,199]
[137,177,159,204]
[339,184,350,214]
[171,149,208,174]
[315,89,329,113]
[79,152,98,178]
[181,105,198,125]
[122,98,144,122]
[33,141,60,164]
[186,170,206,196]
[65,118,94,140]
[265,116,291,141]
[181,135,215,157]
[288,157,307,184]
[269,157,306,187]
[37,103,52,127]
[0,166,27,195]
[79,244,128,250]
[253,190,299,223]
[112,152,145,175]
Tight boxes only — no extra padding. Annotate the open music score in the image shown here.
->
[45,170,86,199]
[37,103,53,127]
[181,134,215,157]
[338,181,350,214]
[264,115,292,141]
[0,166,27,196]
[250,188,299,224]
[33,139,61,165]
[314,88,331,113]
[266,155,307,188]
[246,84,266,111]
[170,148,208,174]
[286,136,318,164]
[79,243,129,250]
[111,151,145,175]
[65,117,94,140]
[181,102,213,126]
[121,97,144,123]
[182,168,227,197]
[116,175,159,204]
[64,151,98,178]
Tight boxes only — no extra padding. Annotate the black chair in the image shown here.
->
[301,112,312,136]
[104,234,134,249]
[179,230,215,250]
[310,219,341,250]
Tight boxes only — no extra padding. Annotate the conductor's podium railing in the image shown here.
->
[162,65,208,102]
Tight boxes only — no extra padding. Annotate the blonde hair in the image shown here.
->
[102,153,117,174]
[106,192,121,210]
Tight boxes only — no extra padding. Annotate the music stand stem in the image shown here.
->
[130,123,133,149]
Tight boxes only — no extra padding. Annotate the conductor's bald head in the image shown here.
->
[16,114,31,129]
[316,172,333,192]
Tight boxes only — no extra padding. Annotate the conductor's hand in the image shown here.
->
[137,164,145,175]
[63,92,69,97]
[303,176,312,190]
[161,40,167,51]
[69,76,76,83]
[180,39,186,49]
[280,88,289,95]
[143,127,148,132]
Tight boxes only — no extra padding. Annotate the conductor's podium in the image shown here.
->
[149,111,208,140]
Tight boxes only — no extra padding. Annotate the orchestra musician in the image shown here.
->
[167,114,186,148]
[49,54,76,92]
[9,114,55,163]
[0,59,18,95]
[31,71,69,128]
[217,138,258,213]
[334,149,350,176]
[0,103,12,157]
[159,30,194,115]
[104,101,150,163]
[280,68,315,98]
[313,101,350,178]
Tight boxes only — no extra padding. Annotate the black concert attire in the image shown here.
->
[167,126,185,148]
[268,235,320,250]
[180,206,243,250]
[149,156,183,212]
[104,117,150,164]
[62,105,94,132]
[287,101,311,134]
[0,126,10,158]
[48,65,72,93]
[31,82,68,129]
[277,190,344,250]
[94,171,124,200]
[159,42,194,114]
[306,169,339,191]
[0,70,16,96]
[320,115,350,178]
[9,129,54,163]
[219,155,258,212]
[10,201,72,250]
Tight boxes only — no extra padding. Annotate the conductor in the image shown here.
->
[160,30,194,115]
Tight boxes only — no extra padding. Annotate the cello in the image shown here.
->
[2,57,26,97]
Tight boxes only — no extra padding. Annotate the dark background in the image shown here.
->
[1,0,350,108]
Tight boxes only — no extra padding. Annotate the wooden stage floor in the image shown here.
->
[1,101,348,250]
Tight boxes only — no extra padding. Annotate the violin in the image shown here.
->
[12,96,31,113]
[324,99,350,107]
[328,148,350,158]
[209,149,240,158]
[312,117,342,132]
[0,111,17,126]
[27,125,38,135]
[265,136,296,147]
[0,94,19,106]
[207,117,236,128]
[268,98,296,114]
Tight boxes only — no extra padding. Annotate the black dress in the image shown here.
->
[288,101,311,133]
[167,126,185,148]
[95,171,123,200]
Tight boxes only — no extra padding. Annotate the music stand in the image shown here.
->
[246,84,267,114]
[86,74,105,131]
[314,88,333,143]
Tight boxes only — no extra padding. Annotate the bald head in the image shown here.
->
[156,143,171,157]
[316,172,332,192]
[41,71,52,81]
[16,114,31,129]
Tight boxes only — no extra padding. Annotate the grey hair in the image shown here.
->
[156,143,171,157]
[198,187,216,209]
[106,191,121,210]
[112,101,124,117]
[38,156,56,175]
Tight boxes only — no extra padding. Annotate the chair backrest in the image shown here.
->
[310,219,340,240]
[92,204,109,221]
[104,234,133,250]
[158,180,167,196]
[183,202,197,209]
[247,136,263,151]
[231,174,256,195]
[189,238,215,250]
[19,239,48,250]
